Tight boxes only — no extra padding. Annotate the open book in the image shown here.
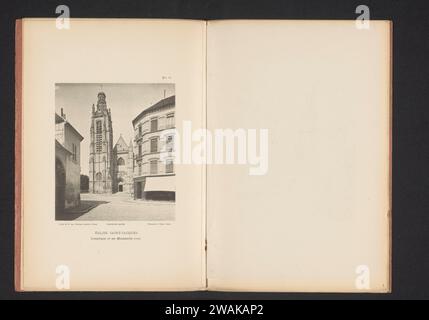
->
[15,19,391,292]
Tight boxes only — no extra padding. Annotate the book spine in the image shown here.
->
[15,19,23,292]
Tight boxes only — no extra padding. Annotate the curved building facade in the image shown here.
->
[132,95,175,201]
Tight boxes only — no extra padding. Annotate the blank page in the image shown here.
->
[207,20,391,292]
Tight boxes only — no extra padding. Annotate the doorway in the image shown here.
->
[136,182,142,199]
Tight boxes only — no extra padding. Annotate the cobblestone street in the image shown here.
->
[57,192,175,221]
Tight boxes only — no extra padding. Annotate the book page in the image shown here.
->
[207,20,391,292]
[18,19,206,291]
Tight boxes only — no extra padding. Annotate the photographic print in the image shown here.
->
[55,83,176,221]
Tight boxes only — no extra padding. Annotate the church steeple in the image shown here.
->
[89,91,114,194]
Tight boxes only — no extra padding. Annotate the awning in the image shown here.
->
[144,175,175,192]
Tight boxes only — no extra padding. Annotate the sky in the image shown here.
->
[55,83,175,176]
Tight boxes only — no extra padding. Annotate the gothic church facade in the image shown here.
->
[89,92,133,194]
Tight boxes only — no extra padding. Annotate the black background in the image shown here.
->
[1,0,429,301]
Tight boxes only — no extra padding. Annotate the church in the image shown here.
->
[88,92,134,195]
[88,91,175,200]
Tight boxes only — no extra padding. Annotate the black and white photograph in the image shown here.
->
[55,83,176,221]
[4,0,429,305]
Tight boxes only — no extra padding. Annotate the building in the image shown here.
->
[132,95,176,201]
[113,135,134,194]
[88,92,135,195]
[55,109,84,213]
[88,92,115,193]
[87,91,175,199]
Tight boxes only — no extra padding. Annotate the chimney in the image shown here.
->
[164,89,166,98]
[60,108,66,119]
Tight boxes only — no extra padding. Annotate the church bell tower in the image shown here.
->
[89,92,115,193]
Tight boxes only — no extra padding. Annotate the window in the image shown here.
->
[150,138,158,153]
[138,124,142,136]
[166,159,174,173]
[96,120,102,134]
[138,144,142,156]
[150,118,158,132]
[166,135,174,152]
[138,163,142,175]
[167,113,174,128]
[95,121,103,152]
[150,160,158,174]
[95,172,102,181]
[117,157,125,166]
[96,134,102,152]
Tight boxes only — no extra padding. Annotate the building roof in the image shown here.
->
[65,122,84,141]
[55,113,84,141]
[132,95,175,126]
[114,135,128,152]
[55,113,65,124]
